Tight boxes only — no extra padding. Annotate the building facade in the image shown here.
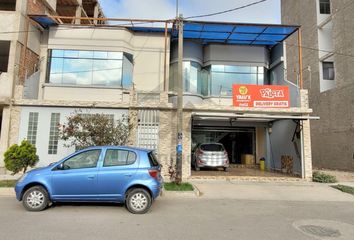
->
[1,1,316,180]
[282,0,354,171]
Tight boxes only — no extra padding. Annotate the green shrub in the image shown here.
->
[164,182,194,191]
[331,185,354,195]
[4,140,39,175]
[312,171,337,183]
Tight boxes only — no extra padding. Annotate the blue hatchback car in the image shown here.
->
[15,146,163,214]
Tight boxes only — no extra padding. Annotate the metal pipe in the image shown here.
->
[298,28,304,89]
[163,22,168,92]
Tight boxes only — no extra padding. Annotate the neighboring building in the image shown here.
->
[0,0,104,173]
[0,3,316,180]
[282,0,354,171]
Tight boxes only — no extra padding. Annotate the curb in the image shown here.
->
[0,188,15,197]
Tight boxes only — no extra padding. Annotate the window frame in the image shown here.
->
[102,149,137,167]
[57,149,102,170]
[46,49,133,88]
[322,61,335,80]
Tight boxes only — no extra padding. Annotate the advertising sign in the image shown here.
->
[232,84,290,108]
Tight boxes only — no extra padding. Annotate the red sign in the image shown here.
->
[232,84,290,108]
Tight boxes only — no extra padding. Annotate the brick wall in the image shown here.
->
[17,42,39,85]
[27,0,46,15]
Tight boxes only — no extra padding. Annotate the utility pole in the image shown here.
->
[176,15,183,183]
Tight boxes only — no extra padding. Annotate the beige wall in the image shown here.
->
[42,85,130,103]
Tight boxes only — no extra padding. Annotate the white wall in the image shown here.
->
[0,11,18,41]
[18,106,128,167]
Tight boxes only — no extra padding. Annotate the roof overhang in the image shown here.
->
[192,112,319,123]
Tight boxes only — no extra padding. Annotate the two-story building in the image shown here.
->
[0,9,317,180]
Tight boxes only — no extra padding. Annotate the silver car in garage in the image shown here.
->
[192,143,229,171]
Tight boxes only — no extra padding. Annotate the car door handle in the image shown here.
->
[88,175,95,179]
[124,174,132,177]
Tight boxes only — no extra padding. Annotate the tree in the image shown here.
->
[59,110,130,150]
[4,140,39,174]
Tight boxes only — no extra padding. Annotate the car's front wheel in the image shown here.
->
[22,186,49,211]
[126,188,152,214]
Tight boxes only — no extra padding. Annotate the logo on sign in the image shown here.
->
[239,86,248,95]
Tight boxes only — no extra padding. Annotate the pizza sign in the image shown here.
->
[232,84,290,108]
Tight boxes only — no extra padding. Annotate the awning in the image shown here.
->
[192,112,319,122]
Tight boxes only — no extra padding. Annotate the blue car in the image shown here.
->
[15,146,163,214]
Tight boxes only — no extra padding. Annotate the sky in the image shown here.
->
[99,0,281,24]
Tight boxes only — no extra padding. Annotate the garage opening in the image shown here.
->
[192,127,255,165]
[191,113,306,178]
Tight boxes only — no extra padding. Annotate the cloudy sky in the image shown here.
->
[99,0,281,24]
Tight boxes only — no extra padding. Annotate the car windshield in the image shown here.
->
[200,144,224,152]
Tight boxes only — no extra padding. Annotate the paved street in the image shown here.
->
[0,182,354,240]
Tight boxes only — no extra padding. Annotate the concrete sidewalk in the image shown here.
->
[191,180,354,202]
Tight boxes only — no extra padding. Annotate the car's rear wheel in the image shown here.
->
[22,186,49,212]
[223,167,229,172]
[126,188,152,214]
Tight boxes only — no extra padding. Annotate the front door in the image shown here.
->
[51,149,102,201]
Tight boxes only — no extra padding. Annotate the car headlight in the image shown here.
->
[17,173,28,183]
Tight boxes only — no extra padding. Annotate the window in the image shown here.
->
[210,65,265,96]
[0,41,10,72]
[47,49,133,88]
[103,149,136,167]
[48,113,60,154]
[27,112,39,145]
[0,0,16,11]
[322,62,335,80]
[169,61,204,95]
[169,62,265,97]
[63,150,101,169]
[319,0,331,14]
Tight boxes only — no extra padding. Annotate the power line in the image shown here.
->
[184,0,268,20]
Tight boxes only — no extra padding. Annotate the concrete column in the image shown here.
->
[158,110,176,180]
[182,111,192,181]
[93,3,99,25]
[0,107,11,172]
[127,109,138,147]
[302,119,313,180]
[75,6,81,24]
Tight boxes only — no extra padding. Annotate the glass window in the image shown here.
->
[48,113,60,155]
[27,112,39,145]
[103,149,136,167]
[47,49,131,87]
[210,65,264,96]
[320,0,331,14]
[322,61,335,80]
[63,150,101,170]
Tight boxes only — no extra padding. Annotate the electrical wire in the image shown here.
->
[184,0,268,19]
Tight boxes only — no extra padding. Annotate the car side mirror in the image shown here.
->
[55,163,64,170]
